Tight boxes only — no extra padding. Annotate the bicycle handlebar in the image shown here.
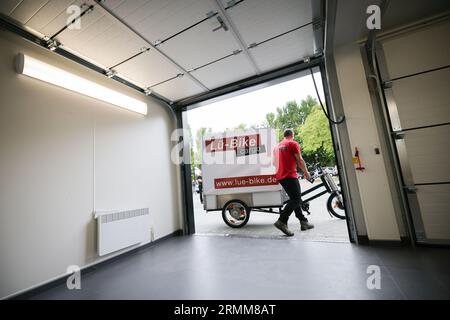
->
[298,158,328,184]
[307,160,325,183]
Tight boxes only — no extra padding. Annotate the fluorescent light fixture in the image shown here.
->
[16,53,148,115]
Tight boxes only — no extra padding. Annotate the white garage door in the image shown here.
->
[377,18,450,244]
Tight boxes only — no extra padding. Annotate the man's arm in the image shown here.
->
[294,153,311,180]
[272,148,278,169]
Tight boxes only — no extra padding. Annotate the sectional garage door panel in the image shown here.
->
[391,68,450,129]
[38,0,91,37]
[416,185,450,240]
[57,9,149,69]
[115,49,183,88]
[381,20,450,79]
[26,0,75,32]
[0,1,23,16]
[223,0,312,46]
[249,25,315,72]
[151,76,206,102]
[103,0,217,44]
[56,6,112,46]
[379,18,450,243]
[9,0,49,25]
[0,0,80,38]
[190,53,256,90]
[158,18,243,71]
[403,126,450,184]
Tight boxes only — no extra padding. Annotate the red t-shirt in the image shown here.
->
[274,138,301,181]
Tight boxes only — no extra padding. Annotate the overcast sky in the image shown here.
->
[186,72,325,144]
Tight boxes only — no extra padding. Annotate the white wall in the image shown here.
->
[0,31,182,298]
[333,44,400,241]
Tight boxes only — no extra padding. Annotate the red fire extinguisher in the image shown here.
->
[353,147,365,171]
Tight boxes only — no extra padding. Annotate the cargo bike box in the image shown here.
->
[201,128,288,227]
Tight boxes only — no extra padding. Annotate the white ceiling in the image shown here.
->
[0,0,317,103]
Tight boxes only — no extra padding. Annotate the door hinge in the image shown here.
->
[383,80,393,89]
[403,185,417,194]
[392,131,405,140]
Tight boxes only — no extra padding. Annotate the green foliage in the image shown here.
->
[262,96,317,143]
[263,97,335,167]
[265,112,276,128]
[299,106,335,166]
[300,107,332,153]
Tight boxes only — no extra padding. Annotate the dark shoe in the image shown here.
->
[300,220,314,231]
[274,220,294,236]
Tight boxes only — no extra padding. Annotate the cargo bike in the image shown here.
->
[201,129,345,228]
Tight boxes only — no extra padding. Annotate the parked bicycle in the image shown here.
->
[299,157,346,220]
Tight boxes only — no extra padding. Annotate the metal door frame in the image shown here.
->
[177,62,358,243]
[360,40,416,246]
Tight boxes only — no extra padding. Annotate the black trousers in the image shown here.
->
[279,178,307,223]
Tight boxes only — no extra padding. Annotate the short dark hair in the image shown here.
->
[283,129,294,138]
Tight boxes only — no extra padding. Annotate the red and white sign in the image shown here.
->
[214,175,278,189]
[202,129,281,196]
[205,134,261,153]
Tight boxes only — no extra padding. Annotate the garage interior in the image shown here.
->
[0,0,449,300]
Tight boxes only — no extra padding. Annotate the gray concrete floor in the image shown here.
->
[194,179,349,243]
[27,235,450,300]
[19,181,450,300]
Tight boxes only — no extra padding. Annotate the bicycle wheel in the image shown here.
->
[327,192,346,219]
[222,200,251,228]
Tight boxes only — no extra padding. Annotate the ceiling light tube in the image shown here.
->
[16,53,148,115]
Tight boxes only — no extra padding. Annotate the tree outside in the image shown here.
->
[299,106,335,166]
[262,95,334,167]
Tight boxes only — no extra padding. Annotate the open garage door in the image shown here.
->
[376,18,450,244]
[185,70,350,242]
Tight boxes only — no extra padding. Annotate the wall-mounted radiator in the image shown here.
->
[95,208,151,256]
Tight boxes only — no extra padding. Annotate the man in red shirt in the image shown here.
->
[273,129,314,236]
